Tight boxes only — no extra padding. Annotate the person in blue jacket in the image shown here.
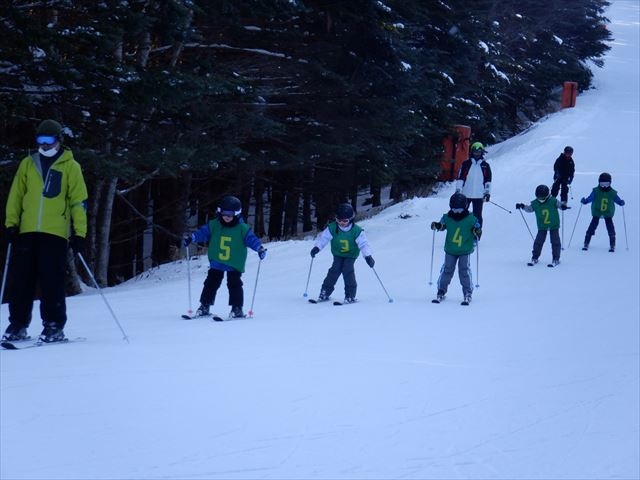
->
[580,172,625,252]
[183,196,266,318]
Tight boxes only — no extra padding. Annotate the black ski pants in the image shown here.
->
[467,198,485,227]
[585,216,616,245]
[8,232,68,330]
[532,228,561,261]
[199,268,243,307]
[551,179,570,203]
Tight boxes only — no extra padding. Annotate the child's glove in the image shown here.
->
[515,203,525,210]
[182,233,192,247]
[257,246,267,260]
[560,204,569,210]
[580,197,588,205]
[365,255,375,268]
[430,222,443,231]
[619,200,625,206]
[472,227,482,240]
[310,246,320,258]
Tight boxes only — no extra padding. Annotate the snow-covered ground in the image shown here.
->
[1,2,638,479]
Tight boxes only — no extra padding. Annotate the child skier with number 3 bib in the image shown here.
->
[431,193,481,305]
[309,203,374,304]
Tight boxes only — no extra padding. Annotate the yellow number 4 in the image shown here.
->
[452,227,462,247]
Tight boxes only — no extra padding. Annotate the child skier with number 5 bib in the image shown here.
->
[182,196,266,319]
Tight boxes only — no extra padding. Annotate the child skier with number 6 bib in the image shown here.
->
[431,193,481,305]
[580,172,625,252]
[515,184,561,267]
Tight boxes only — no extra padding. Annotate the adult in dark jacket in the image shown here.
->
[3,119,88,343]
[551,146,575,207]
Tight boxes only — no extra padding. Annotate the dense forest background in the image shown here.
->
[0,0,611,289]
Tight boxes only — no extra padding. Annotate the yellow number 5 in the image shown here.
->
[219,236,231,260]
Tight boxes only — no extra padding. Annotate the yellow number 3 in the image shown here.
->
[339,239,350,253]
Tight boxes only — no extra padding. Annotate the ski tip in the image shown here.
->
[431,299,440,304]
[212,316,224,322]
[181,314,192,320]
[1,342,18,350]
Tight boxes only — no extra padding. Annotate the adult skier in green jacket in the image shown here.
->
[3,119,88,343]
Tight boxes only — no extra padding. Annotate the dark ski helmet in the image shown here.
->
[218,195,242,216]
[598,172,612,183]
[36,119,63,137]
[449,192,467,210]
[564,146,574,154]
[335,203,355,221]
[535,184,550,200]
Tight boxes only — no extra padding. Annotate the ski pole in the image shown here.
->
[371,267,394,303]
[185,244,193,316]
[247,258,262,318]
[475,241,480,288]
[622,205,629,250]
[77,252,129,343]
[568,203,583,248]
[518,209,534,240]
[489,200,512,214]
[0,243,12,323]
[428,229,436,285]
[561,208,565,250]
[303,257,314,297]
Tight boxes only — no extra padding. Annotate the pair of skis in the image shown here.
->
[527,260,559,268]
[181,312,245,321]
[1,337,87,350]
[308,298,356,306]
[431,296,471,306]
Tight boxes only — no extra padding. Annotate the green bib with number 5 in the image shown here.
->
[207,219,251,272]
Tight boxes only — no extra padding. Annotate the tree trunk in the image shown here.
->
[96,177,118,286]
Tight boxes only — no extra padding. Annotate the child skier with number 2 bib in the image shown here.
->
[516,184,561,267]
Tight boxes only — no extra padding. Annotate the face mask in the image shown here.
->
[39,146,59,157]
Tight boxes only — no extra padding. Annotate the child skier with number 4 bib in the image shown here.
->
[431,193,481,305]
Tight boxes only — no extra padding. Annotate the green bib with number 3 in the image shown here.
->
[328,222,363,258]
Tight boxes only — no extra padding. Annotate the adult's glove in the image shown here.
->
[365,255,375,268]
[430,222,443,231]
[580,197,588,205]
[483,193,490,202]
[182,233,193,247]
[5,226,18,244]
[257,246,267,260]
[567,177,573,185]
[310,246,320,258]
[619,200,625,206]
[70,235,85,256]
[553,172,559,181]
[515,203,525,210]
[560,204,569,211]
[472,227,482,240]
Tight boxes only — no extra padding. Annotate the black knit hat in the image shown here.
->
[36,119,63,137]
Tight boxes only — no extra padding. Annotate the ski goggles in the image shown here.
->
[36,135,58,145]
[599,181,611,188]
[450,207,464,213]
[336,218,351,224]
[220,210,240,217]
